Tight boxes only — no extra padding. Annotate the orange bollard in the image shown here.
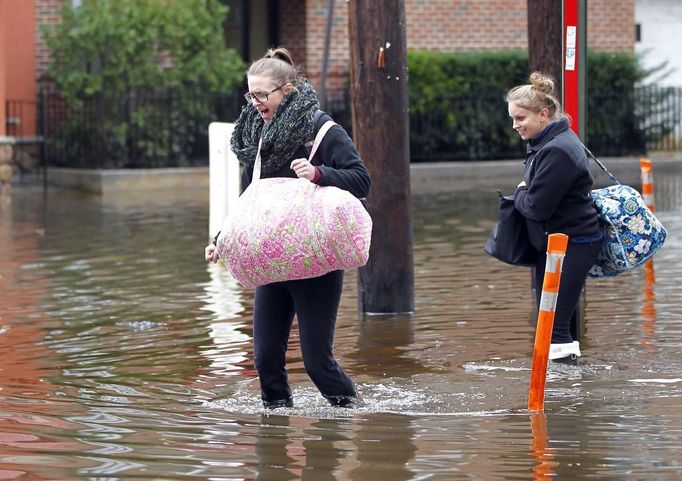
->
[639,157,655,212]
[528,233,569,412]
[640,156,657,297]
[639,158,658,345]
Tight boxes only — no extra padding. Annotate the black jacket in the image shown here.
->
[514,118,601,251]
[241,111,371,199]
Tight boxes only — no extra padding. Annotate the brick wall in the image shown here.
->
[278,0,350,96]
[35,0,64,81]
[405,0,528,51]
[307,0,350,94]
[588,0,636,52]
[402,0,635,53]
[34,0,636,97]
[297,0,635,98]
[279,0,307,75]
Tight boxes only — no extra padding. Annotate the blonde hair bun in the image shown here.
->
[529,72,556,95]
[505,71,563,120]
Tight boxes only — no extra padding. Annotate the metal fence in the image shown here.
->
[5,84,680,167]
[635,85,682,152]
[406,85,682,160]
[36,85,244,168]
[584,85,682,156]
[408,91,526,161]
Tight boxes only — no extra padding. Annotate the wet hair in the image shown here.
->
[247,47,302,86]
[506,72,563,120]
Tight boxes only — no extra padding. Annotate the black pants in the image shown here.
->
[252,270,356,405]
[534,240,602,344]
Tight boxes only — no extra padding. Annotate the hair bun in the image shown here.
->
[530,72,556,95]
[265,47,295,66]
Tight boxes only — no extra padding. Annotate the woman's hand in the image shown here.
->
[290,158,315,181]
[205,244,220,264]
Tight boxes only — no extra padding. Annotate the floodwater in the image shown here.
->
[1,164,681,480]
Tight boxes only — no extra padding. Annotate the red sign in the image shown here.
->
[564,0,580,136]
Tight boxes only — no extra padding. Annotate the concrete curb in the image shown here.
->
[410,155,682,194]
[46,166,209,195]
[40,155,681,197]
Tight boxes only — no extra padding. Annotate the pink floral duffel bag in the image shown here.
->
[216,122,372,288]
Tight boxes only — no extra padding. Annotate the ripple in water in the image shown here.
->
[205,379,516,418]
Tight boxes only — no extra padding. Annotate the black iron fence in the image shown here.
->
[5,84,679,168]
[409,90,526,161]
[585,86,682,156]
[407,85,682,161]
[36,84,244,168]
[635,85,682,152]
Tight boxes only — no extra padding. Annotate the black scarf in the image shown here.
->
[231,79,320,175]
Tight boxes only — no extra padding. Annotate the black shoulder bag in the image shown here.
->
[484,190,536,267]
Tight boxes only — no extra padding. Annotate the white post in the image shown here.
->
[208,122,240,241]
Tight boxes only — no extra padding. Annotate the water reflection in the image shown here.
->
[349,414,416,481]
[252,415,355,481]
[529,413,557,480]
[199,264,252,379]
[348,315,433,377]
[0,162,680,479]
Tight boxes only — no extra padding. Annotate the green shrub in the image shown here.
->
[407,49,650,160]
[584,50,645,155]
[408,50,528,160]
[43,0,244,167]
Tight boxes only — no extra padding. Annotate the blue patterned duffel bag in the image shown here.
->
[582,145,668,278]
[588,183,667,278]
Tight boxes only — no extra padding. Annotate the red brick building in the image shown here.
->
[30,1,635,100]
[288,0,634,99]
[3,0,636,138]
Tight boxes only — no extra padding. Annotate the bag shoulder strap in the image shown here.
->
[303,109,329,162]
[582,143,621,185]
[308,119,337,165]
[253,137,264,184]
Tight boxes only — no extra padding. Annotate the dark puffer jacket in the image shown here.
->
[514,118,601,251]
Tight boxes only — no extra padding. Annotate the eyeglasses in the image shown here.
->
[244,84,286,104]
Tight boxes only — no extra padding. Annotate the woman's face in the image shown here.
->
[508,102,548,140]
[246,74,291,123]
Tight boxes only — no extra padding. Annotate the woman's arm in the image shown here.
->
[514,146,578,221]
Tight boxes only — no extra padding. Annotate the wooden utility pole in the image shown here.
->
[348,0,414,315]
[527,0,563,93]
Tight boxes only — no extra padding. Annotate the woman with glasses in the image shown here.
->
[205,47,370,408]
[506,72,602,365]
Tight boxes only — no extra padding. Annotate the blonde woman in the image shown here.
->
[507,72,601,365]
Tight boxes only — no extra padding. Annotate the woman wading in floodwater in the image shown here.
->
[506,72,602,365]
[205,47,370,407]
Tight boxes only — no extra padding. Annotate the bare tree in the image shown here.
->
[527,0,563,92]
